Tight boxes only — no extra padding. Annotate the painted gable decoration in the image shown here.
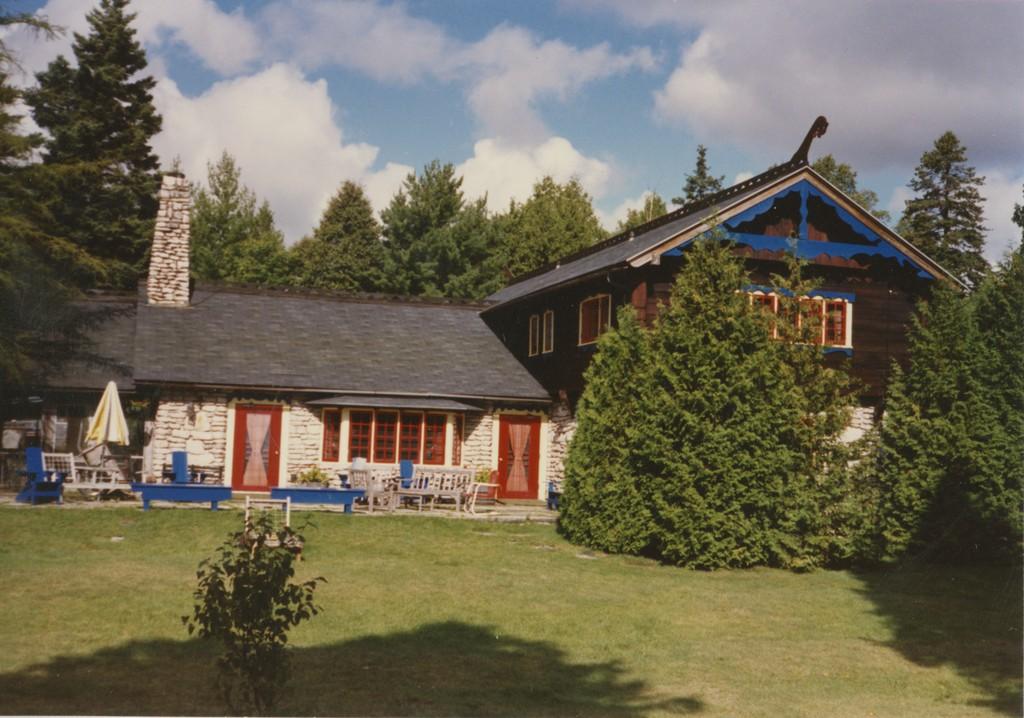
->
[662,178,936,280]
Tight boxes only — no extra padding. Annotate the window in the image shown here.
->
[542,310,555,353]
[579,294,611,345]
[322,409,341,461]
[348,410,372,461]
[528,314,540,356]
[452,414,463,466]
[745,289,852,348]
[751,293,778,338]
[423,414,447,465]
[399,412,422,462]
[824,301,847,346]
[372,411,398,463]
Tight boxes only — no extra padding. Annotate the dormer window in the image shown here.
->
[579,294,611,345]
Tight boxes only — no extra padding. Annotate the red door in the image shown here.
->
[497,415,541,500]
[232,405,282,491]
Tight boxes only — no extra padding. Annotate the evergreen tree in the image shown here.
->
[672,145,724,206]
[380,160,463,295]
[870,276,1022,562]
[560,238,856,569]
[191,152,292,286]
[897,131,989,287]
[811,155,890,223]
[616,193,668,234]
[290,181,385,292]
[499,176,606,279]
[0,15,109,414]
[25,0,162,288]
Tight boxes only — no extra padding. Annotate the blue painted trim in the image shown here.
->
[742,284,856,302]
[824,347,854,357]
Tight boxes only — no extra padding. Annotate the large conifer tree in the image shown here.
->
[560,239,856,569]
[290,181,386,292]
[897,131,988,287]
[672,145,724,206]
[499,176,606,279]
[191,152,291,286]
[25,0,162,288]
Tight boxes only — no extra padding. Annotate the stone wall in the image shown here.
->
[146,173,191,306]
[840,405,877,444]
[462,411,494,472]
[150,391,228,478]
[547,398,576,485]
[286,403,322,479]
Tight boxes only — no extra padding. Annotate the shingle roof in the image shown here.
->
[47,295,137,391]
[133,285,550,402]
[486,159,807,307]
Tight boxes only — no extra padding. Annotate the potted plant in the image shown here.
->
[292,466,332,488]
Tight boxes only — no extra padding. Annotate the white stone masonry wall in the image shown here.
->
[146,173,191,306]
[286,403,323,479]
[462,411,494,473]
[547,398,576,485]
[150,391,228,478]
[840,405,877,444]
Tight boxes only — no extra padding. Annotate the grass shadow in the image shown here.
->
[856,564,1022,716]
[0,621,704,716]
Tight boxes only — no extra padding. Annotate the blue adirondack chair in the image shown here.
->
[15,447,64,505]
[399,459,415,489]
[171,450,191,483]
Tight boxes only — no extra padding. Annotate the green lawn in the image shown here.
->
[0,505,1019,717]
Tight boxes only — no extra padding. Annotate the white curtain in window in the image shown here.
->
[243,413,271,487]
[507,424,530,493]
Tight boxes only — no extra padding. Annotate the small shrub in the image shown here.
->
[294,466,332,487]
[183,513,324,715]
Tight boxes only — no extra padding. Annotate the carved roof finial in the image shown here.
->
[791,115,829,164]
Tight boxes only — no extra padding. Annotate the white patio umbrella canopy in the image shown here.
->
[85,381,129,446]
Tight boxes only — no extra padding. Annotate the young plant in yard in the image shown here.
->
[184,513,324,715]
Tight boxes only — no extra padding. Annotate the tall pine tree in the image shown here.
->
[812,154,890,223]
[672,145,724,206]
[290,181,386,292]
[897,131,988,287]
[499,176,606,279]
[1,13,109,413]
[191,152,292,286]
[25,0,162,288]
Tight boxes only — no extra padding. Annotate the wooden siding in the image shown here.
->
[485,254,930,402]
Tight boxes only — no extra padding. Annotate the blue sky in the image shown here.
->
[7,0,1023,260]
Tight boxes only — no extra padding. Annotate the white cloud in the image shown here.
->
[153,64,407,242]
[597,190,658,232]
[981,170,1023,263]
[132,0,261,76]
[457,137,612,213]
[732,170,754,185]
[2,0,259,80]
[260,1,654,141]
[592,0,1024,173]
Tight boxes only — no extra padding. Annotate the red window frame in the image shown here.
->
[423,414,447,465]
[399,412,422,462]
[542,310,554,353]
[824,300,846,346]
[528,314,540,356]
[579,294,611,345]
[322,409,341,462]
[372,410,398,463]
[348,410,373,461]
[451,414,464,466]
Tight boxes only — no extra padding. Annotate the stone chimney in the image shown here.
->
[146,172,191,306]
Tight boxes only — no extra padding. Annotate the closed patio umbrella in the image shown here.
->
[85,381,129,446]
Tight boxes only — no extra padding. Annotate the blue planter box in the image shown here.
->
[131,483,232,511]
[271,487,365,513]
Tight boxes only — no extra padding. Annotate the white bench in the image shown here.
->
[43,452,135,492]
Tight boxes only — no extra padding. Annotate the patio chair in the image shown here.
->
[399,459,415,488]
[170,451,190,483]
[464,470,500,515]
[15,447,65,505]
